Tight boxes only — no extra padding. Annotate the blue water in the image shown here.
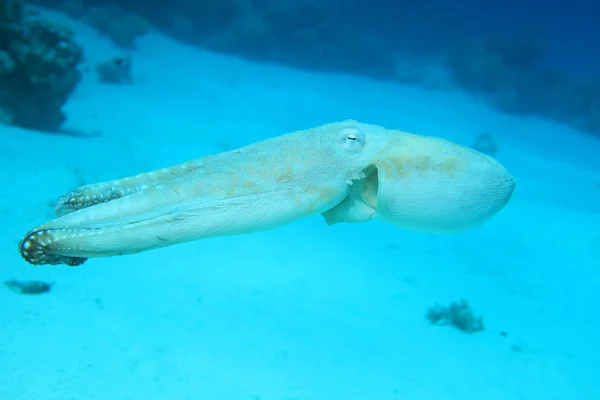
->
[1,1,599,399]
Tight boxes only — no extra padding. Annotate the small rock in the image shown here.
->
[96,56,133,84]
[472,132,498,157]
[4,279,53,295]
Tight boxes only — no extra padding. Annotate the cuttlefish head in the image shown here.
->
[322,121,516,233]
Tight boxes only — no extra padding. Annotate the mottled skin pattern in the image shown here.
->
[19,120,516,266]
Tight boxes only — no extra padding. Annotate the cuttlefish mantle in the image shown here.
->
[18,120,516,266]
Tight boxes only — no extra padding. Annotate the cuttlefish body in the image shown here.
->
[19,120,515,266]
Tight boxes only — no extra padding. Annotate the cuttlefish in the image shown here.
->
[18,120,515,266]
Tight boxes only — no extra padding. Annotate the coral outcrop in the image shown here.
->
[0,0,83,131]
[426,298,485,334]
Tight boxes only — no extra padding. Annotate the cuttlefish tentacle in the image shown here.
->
[19,120,515,267]
[53,156,218,216]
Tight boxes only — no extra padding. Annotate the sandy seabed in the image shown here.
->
[0,11,598,400]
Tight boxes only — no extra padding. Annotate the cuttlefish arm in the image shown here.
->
[19,120,515,266]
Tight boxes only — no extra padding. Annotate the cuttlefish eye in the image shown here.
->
[337,127,366,152]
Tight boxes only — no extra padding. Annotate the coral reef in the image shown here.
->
[59,1,151,48]
[0,0,83,131]
[444,32,600,136]
[426,298,485,334]
[445,30,547,96]
[24,0,600,138]
[81,5,150,48]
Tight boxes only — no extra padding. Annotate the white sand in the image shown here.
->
[1,12,599,400]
